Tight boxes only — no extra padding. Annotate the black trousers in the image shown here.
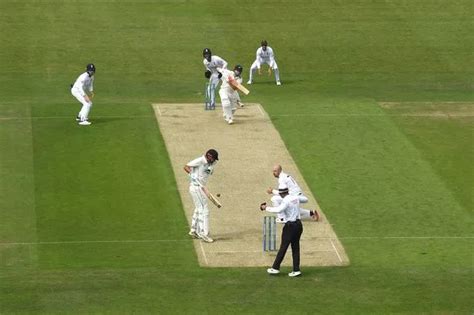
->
[272,220,303,271]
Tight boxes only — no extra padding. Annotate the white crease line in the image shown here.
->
[329,239,343,264]
[0,239,189,246]
[256,104,265,117]
[206,250,338,254]
[199,241,209,265]
[271,113,474,117]
[337,236,474,239]
[0,115,153,121]
[154,105,162,116]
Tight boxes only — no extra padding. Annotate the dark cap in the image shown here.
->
[278,186,289,194]
[206,149,219,161]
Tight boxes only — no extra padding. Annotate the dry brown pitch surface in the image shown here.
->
[153,103,349,267]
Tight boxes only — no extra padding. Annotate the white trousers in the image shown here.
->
[207,73,221,106]
[189,185,210,236]
[71,89,92,121]
[271,194,311,220]
[219,88,237,121]
[249,59,280,83]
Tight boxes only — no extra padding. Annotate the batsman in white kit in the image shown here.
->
[267,164,320,223]
[248,40,281,85]
[71,63,96,126]
[184,149,219,243]
[217,65,246,125]
[203,48,228,109]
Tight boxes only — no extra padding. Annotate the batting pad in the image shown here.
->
[153,103,349,267]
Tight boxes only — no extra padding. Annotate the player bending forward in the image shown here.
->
[203,48,228,109]
[71,63,96,126]
[267,164,320,223]
[248,40,281,86]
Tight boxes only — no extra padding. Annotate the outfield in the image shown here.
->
[0,1,472,314]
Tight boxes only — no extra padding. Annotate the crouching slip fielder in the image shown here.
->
[218,65,243,125]
[71,63,96,126]
[203,48,228,108]
[267,164,320,223]
[184,149,219,243]
[248,40,281,85]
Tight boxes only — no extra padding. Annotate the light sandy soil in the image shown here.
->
[153,103,349,268]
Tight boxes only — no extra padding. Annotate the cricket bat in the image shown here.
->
[197,181,222,208]
[230,77,250,95]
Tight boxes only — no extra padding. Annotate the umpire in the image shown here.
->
[260,186,303,277]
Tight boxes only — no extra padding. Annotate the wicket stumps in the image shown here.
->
[263,216,277,251]
[205,83,215,110]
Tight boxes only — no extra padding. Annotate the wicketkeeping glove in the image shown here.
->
[259,202,267,211]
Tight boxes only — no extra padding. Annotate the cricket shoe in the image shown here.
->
[227,119,233,125]
[247,80,252,85]
[188,230,199,239]
[238,101,244,107]
[199,234,214,243]
[78,120,91,126]
[75,116,81,121]
[267,268,280,275]
[288,271,301,277]
[276,81,281,86]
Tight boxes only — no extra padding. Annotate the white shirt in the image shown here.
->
[186,155,216,186]
[266,194,301,222]
[273,172,303,196]
[203,55,227,74]
[256,46,275,64]
[72,72,94,96]
[217,68,236,94]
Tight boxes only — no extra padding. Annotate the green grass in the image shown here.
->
[1,0,473,314]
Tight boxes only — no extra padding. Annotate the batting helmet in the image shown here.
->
[233,64,243,76]
[203,48,212,61]
[86,63,96,74]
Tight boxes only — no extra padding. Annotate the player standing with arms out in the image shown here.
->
[247,40,281,86]
[203,48,228,109]
[71,63,96,126]
[217,65,244,125]
[184,149,219,243]
[267,164,320,222]
[261,186,303,277]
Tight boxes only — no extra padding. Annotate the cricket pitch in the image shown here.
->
[153,103,349,267]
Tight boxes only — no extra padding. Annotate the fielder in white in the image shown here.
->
[217,65,244,125]
[203,48,228,108]
[184,149,219,243]
[248,40,281,86]
[267,164,320,223]
[71,63,96,126]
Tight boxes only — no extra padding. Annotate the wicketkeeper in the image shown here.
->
[203,48,228,108]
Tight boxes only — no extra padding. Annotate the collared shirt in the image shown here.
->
[256,46,275,63]
[72,72,94,96]
[186,155,216,186]
[203,55,227,74]
[272,171,304,196]
[265,194,301,222]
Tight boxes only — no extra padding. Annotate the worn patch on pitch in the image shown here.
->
[153,103,349,267]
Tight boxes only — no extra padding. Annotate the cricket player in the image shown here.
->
[217,65,244,125]
[184,149,219,243]
[71,63,96,126]
[267,164,320,222]
[203,48,228,108]
[247,40,281,85]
